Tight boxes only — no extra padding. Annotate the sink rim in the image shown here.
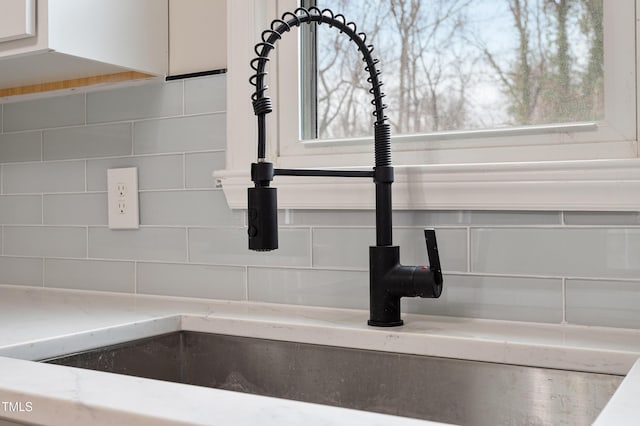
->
[41,330,625,426]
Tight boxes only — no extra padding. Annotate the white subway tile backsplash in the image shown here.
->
[248,267,368,309]
[86,81,183,123]
[134,114,226,154]
[3,161,85,194]
[184,75,226,114]
[43,123,132,160]
[394,210,563,226]
[4,226,86,258]
[86,155,183,191]
[88,227,187,262]
[43,193,107,226]
[0,256,43,287]
[2,94,85,132]
[395,228,467,272]
[0,132,42,163]
[312,228,372,269]
[282,210,562,227]
[563,212,640,226]
[140,190,243,227]
[185,151,225,189]
[189,227,311,267]
[471,228,640,279]
[279,210,376,227]
[0,195,42,225]
[403,274,563,323]
[44,258,134,293]
[311,227,467,272]
[137,262,245,300]
[566,279,640,329]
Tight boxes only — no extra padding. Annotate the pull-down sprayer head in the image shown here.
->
[247,186,278,251]
[248,161,278,251]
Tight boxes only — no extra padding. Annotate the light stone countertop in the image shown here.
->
[0,284,638,425]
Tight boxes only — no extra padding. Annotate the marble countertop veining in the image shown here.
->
[0,284,638,425]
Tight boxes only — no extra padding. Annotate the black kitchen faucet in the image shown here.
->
[246,7,443,327]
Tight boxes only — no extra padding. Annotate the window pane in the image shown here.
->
[307,0,604,140]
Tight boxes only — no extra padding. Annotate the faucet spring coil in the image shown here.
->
[374,123,392,167]
[249,7,391,166]
[252,97,273,116]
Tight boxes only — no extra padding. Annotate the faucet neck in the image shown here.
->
[374,166,394,246]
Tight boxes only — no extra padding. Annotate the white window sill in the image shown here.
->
[215,158,640,211]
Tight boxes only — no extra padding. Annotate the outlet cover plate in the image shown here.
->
[107,167,139,229]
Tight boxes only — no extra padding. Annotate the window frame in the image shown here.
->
[219,0,640,211]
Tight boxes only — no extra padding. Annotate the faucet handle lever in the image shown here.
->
[424,229,443,285]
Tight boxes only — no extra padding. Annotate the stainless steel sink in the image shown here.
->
[41,331,623,426]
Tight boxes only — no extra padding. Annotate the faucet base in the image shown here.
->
[368,245,404,327]
[367,319,404,327]
[368,245,442,327]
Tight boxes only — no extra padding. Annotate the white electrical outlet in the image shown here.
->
[107,167,139,229]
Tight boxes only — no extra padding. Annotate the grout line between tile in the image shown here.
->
[182,153,187,189]
[130,122,135,156]
[309,227,315,268]
[85,226,89,259]
[5,250,640,284]
[244,266,249,301]
[134,261,138,294]
[182,80,186,116]
[561,278,567,324]
[0,111,226,135]
[0,149,229,168]
[185,227,190,263]
[41,256,46,287]
[466,226,471,272]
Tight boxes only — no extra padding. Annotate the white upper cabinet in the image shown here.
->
[0,0,168,95]
[0,0,36,43]
[168,0,226,76]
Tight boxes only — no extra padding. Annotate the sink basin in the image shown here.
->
[41,331,622,425]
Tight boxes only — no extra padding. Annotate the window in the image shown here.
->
[304,0,605,139]
[278,0,634,166]
[220,1,640,211]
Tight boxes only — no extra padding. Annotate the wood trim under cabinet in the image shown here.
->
[0,71,155,97]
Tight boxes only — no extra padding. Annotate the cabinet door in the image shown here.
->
[169,0,226,75]
[0,0,36,43]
